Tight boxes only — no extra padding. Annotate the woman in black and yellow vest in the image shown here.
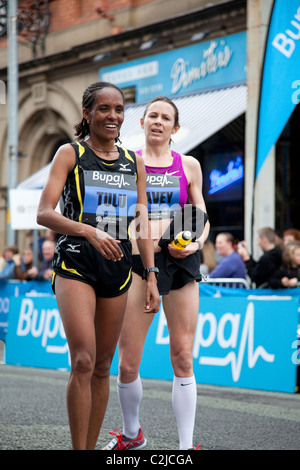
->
[37,82,160,450]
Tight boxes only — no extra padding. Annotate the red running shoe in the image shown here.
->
[188,444,201,450]
[103,428,147,450]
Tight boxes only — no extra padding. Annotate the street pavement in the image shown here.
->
[0,359,299,452]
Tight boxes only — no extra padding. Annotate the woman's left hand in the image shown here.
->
[144,275,161,314]
[167,241,199,259]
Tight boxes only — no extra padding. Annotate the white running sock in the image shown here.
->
[172,375,197,449]
[117,375,143,439]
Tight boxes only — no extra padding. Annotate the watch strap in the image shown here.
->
[142,267,159,280]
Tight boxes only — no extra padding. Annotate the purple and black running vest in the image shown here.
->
[136,149,189,220]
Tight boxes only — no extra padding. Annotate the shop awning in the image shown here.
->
[119,84,247,154]
[18,163,51,189]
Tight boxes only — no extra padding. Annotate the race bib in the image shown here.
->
[82,170,137,239]
[146,173,181,219]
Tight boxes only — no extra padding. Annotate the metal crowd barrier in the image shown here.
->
[202,278,251,289]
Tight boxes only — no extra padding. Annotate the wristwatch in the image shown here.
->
[142,267,159,280]
[195,240,202,250]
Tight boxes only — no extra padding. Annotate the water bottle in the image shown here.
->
[170,231,192,250]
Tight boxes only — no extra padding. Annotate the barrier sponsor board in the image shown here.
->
[0,280,53,341]
[6,296,69,370]
[125,297,298,393]
[4,292,298,393]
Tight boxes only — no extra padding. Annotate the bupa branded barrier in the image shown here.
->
[0,280,53,342]
[6,296,69,370]
[3,280,299,393]
[127,297,298,393]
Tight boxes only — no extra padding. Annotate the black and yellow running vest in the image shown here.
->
[60,141,138,239]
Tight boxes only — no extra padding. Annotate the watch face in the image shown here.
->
[0,0,7,38]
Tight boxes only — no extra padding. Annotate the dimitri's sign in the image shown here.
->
[100,31,246,103]
[170,40,233,94]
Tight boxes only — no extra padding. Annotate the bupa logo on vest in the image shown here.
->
[92,172,130,188]
[146,172,179,187]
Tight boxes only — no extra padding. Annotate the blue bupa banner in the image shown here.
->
[256,0,300,177]
[0,280,53,341]
[4,292,299,393]
[112,296,298,393]
[5,296,70,370]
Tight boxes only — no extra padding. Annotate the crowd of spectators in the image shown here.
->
[268,241,300,289]
[0,230,57,282]
[201,226,300,289]
[1,226,300,290]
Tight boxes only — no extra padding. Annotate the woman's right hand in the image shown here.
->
[85,225,124,261]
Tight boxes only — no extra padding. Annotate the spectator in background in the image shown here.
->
[0,245,19,280]
[283,228,300,245]
[200,240,217,276]
[14,247,34,280]
[209,232,246,279]
[237,227,282,287]
[27,239,55,281]
[268,241,300,289]
[25,230,45,262]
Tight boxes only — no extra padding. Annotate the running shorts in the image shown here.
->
[52,235,132,297]
[132,246,201,295]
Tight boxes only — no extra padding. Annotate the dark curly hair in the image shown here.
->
[74,82,125,140]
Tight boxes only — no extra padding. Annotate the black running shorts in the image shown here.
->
[52,235,132,298]
[132,247,201,296]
